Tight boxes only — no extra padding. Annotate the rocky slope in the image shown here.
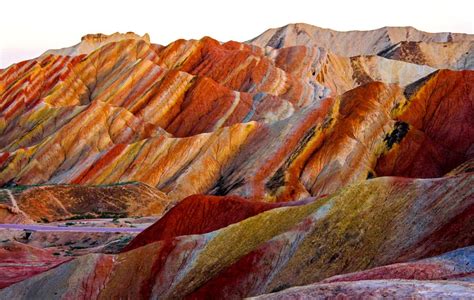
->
[0,24,473,298]
[0,182,168,223]
[0,173,472,298]
[0,241,71,289]
[250,23,474,70]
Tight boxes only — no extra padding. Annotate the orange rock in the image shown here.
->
[376,70,474,177]
[0,25,473,299]
[2,182,168,222]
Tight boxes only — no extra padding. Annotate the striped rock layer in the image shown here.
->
[0,30,472,204]
[0,26,473,298]
[0,173,472,298]
[252,280,474,299]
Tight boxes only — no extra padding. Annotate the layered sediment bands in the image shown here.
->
[0,54,83,128]
[321,246,474,283]
[0,121,256,202]
[123,194,316,252]
[0,241,71,289]
[1,26,473,298]
[3,32,439,149]
[300,82,404,196]
[0,182,168,222]
[189,174,473,298]
[209,96,335,201]
[154,37,327,106]
[252,280,474,299]
[1,173,472,299]
[0,37,296,144]
[0,195,326,299]
[267,45,436,97]
[375,70,474,178]
[0,99,162,185]
[1,68,471,200]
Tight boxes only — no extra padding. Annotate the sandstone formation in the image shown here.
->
[0,182,168,222]
[1,58,471,201]
[0,24,473,298]
[123,194,317,252]
[320,245,474,283]
[0,241,71,289]
[0,173,472,299]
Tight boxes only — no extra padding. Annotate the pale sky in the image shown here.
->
[1,0,473,68]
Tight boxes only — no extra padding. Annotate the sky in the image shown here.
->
[1,0,473,68]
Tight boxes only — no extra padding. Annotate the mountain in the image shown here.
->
[0,24,473,298]
[42,32,152,56]
[249,23,473,70]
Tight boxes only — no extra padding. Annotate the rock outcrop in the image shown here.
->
[0,182,168,222]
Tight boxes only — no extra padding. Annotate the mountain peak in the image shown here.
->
[249,23,474,56]
[43,32,150,57]
[80,32,149,43]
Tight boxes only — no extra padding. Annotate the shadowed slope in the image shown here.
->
[375,69,474,178]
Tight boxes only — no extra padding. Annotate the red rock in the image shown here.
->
[123,194,315,251]
[0,241,70,289]
[0,25,472,298]
[2,173,470,299]
[376,70,474,178]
